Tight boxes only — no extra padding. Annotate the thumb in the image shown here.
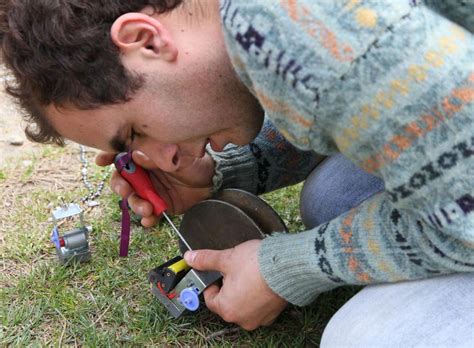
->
[184,249,227,273]
[132,151,157,170]
[95,151,116,167]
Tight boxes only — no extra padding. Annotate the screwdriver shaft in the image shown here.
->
[162,212,193,251]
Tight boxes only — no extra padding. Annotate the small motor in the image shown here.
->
[50,203,92,264]
[148,256,221,318]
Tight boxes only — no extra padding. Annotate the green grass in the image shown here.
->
[0,145,359,346]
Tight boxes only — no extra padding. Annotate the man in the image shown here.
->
[1,0,473,345]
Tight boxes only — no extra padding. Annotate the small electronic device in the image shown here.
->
[50,203,92,264]
[148,257,221,318]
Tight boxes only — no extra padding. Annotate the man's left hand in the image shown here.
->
[184,239,288,330]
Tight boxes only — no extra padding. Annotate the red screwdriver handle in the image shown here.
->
[114,152,168,216]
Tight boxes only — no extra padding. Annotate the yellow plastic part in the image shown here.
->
[167,258,190,274]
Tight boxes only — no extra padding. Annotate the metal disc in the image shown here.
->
[179,199,265,251]
[179,189,287,252]
[213,189,287,234]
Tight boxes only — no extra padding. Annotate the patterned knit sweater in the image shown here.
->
[211,0,474,306]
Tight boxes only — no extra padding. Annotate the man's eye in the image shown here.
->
[130,128,140,142]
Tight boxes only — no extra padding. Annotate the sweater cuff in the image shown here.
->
[258,231,339,306]
[207,144,258,194]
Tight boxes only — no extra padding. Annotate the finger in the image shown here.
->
[202,284,222,314]
[111,169,156,217]
[141,215,159,228]
[110,170,133,198]
[132,150,157,170]
[183,249,229,273]
[128,193,153,217]
[95,151,116,166]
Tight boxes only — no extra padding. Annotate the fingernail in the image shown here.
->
[135,150,149,160]
[184,251,196,264]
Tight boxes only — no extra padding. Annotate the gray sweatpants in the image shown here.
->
[299,154,474,347]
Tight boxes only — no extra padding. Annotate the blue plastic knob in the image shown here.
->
[51,227,61,250]
[179,287,200,311]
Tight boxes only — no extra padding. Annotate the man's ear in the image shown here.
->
[110,13,178,62]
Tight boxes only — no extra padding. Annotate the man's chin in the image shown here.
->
[209,138,226,152]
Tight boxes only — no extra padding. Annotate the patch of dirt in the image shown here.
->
[0,68,41,168]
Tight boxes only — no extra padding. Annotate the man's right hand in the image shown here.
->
[96,150,215,227]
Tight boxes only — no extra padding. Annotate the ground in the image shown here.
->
[0,69,357,346]
[0,67,41,168]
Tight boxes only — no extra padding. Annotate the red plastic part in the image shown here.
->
[157,281,177,299]
[118,159,168,216]
[59,238,65,247]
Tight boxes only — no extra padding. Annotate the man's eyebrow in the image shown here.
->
[109,130,127,153]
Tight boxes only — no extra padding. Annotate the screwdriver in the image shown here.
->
[114,152,193,252]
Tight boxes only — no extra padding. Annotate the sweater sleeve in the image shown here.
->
[220,0,474,305]
[208,117,324,195]
[259,188,474,305]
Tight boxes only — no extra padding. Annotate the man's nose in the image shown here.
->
[143,143,181,173]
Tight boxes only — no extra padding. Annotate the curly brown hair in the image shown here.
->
[0,0,184,145]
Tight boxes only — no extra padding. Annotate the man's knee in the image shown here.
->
[300,153,384,229]
[320,273,474,348]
